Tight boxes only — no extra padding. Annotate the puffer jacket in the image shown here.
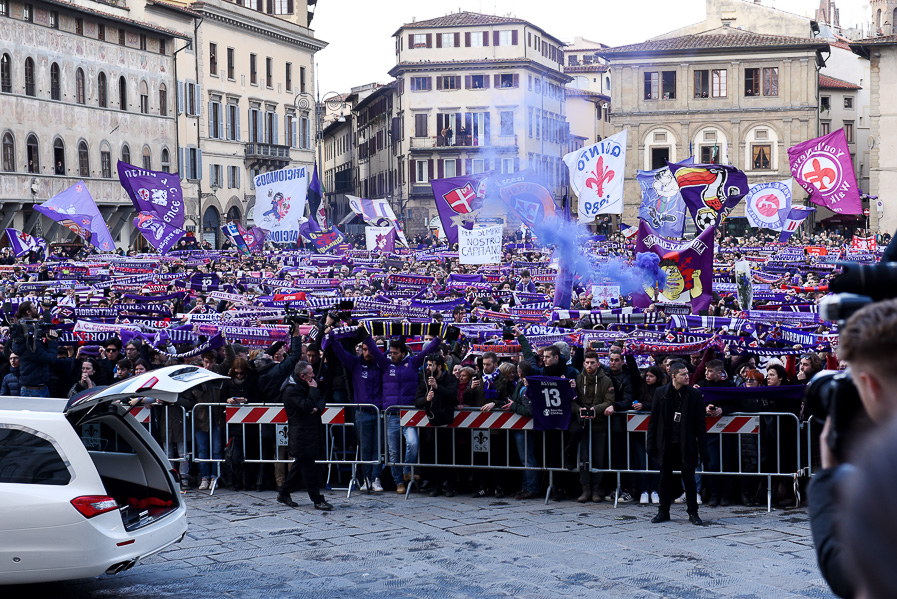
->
[326,333,383,408]
[0,367,20,396]
[366,333,442,409]
[12,335,59,388]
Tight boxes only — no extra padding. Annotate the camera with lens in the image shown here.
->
[803,369,873,462]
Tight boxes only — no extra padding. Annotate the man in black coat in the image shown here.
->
[277,361,333,511]
[647,360,709,525]
[414,353,459,497]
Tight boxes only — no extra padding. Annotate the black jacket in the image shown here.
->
[281,376,325,459]
[414,368,458,426]
[647,383,709,469]
[808,466,855,599]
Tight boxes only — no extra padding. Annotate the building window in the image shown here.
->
[821,121,830,135]
[0,0,7,17]
[159,39,165,55]
[844,96,854,109]
[227,48,235,80]
[209,43,218,76]
[24,57,35,97]
[75,18,82,35]
[745,68,760,97]
[273,0,292,14]
[441,33,455,48]
[98,72,107,107]
[139,34,146,51]
[300,65,306,92]
[844,121,854,143]
[139,81,149,114]
[439,75,458,90]
[97,23,104,41]
[75,68,85,104]
[159,83,167,116]
[300,116,310,148]
[498,30,512,46]
[142,146,151,170]
[122,143,131,165]
[249,54,257,85]
[1,54,11,93]
[2,132,13,172]
[119,29,125,46]
[821,96,831,110]
[763,67,778,96]
[415,160,428,183]
[500,111,513,136]
[227,103,240,141]
[49,63,61,100]
[410,77,430,91]
[100,148,111,178]
[26,134,39,172]
[160,148,170,173]
[265,57,272,88]
[499,73,516,88]
[752,144,771,170]
[22,3,32,22]
[696,69,726,98]
[285,62,291,91]
[644,71,659,100]
[118,76,127,110]
[710,70,726,98]
[694,70,709,98]
[49,10,57,28]
[470,74,485,89]
[227,165,241,188]
[285,113,295,147]
[471,31,483,47]
[185,147,201,180]
[501,157,513,174]
[412,34,427,48]
[78,141,90,177]
[414,113,427,137]
[209,163,222,187]
[443,159,456,178]
[472,159,485,174]
[661,71,676,100]
[209,100,222,139]
[700,145,719,164]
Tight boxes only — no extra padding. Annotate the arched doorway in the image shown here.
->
[226,205,241,223]
[202,206,220,248]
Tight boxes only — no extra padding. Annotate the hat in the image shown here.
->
[265,341,285,356]
[233,343,248,355]
[252,354,274,370]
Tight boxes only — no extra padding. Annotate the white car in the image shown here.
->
[0,365,227,585]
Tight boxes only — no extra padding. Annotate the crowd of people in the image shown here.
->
[0,225,874,522]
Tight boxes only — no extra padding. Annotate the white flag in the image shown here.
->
[563,130,627,223]
[744,179,793,231]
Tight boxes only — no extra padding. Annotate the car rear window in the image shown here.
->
[0,426,72,485]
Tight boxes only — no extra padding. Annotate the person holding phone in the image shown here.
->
[568,351,616,503]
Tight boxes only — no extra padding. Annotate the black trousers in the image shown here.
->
[280,455,324,504]
[658,443,699,515]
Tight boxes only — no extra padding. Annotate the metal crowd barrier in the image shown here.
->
[191,403,382,497]
[802,417,824,479]
[127,404,190,466]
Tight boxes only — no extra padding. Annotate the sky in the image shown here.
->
[311,0,870,95]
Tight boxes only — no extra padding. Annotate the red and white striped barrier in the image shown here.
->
[627,414,759,434]
[225,406,345,425]
[128,406,152,424]
[400,409,533,430]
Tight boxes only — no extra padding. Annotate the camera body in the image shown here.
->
[804,369,872,462]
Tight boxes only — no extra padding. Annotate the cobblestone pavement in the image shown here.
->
[19,486,835,599]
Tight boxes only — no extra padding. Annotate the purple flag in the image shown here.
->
[373,228,396,253]
[788,129,862,214]
[117,161,185,228]
[668,162,749,232]
[305,163,326,233]
[35,181,116,252]
[778,206,815,242]
[5,228,46,257]
[429,173,490,244]
[489,169,558,229]
[632,220,715,314]
[299,223,345,253]
[240,224,267,252]
[133,212,185,254]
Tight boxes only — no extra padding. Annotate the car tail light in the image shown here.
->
[137,376,158,393]
[71,495,119,518]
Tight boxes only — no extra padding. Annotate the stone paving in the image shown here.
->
[22,487,835,598]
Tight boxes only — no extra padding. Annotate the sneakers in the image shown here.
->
[650,491,660,504]
[396,483,407,494]
[618,491,634,503]
[314,501,334,511]
[639,492,650,505]
[494,487,504,499]
[697,494,703,505]
[357,479,370,492]
[371,478,384,493]
[674,492,687,504]
[198,478,210,491]
[471,488,488,498]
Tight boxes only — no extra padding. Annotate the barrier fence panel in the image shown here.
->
[193,403,383,498]
[384,405,577,503]
[127,405,189,472]
[587,411,803,512]
[802,417,824,479]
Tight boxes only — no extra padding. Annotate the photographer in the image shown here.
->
[810,299,897,598]
[11,301,61,398]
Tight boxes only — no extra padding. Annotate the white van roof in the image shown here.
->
[0,396,69,413]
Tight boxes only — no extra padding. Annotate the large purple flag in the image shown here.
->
[632,220,715,313]
[788,129,862,214]
[668,162,749,232]
[133,212,185,254]
[117,161,185,228]
[778,206,815,242]
[429,174,490,244]
[489,169,557,229]
[35,181,116,252]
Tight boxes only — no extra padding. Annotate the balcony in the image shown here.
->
[244,142,292,169]
[409,135,518,153]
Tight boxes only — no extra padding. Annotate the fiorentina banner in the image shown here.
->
[458,224,502,265]
[365,226,396,253]
[253,166,309,244]
[4,228,46,257]
[221,222,250,255]
[489,169,557,230]
[117,161,185,228]
[430,174,490,244]
[744,179,793,231]
[637,166,686,238]
[669,162,749,232]
[563,130,627,222]
[851,235,876,251]
[240,224,267,252]
[632,220,715,313]
[778,206,815,242]
[299,223,345,254]
[34,181,115,252]
[788,129,862,214]
[134,212,185,254]
[347,196,409,247]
